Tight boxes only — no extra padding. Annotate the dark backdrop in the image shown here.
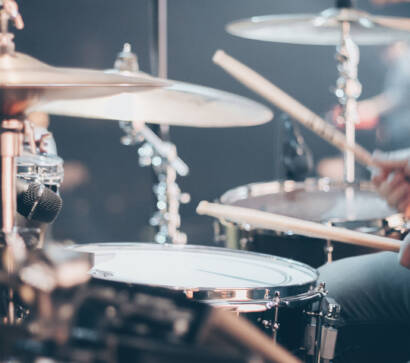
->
[15,0,410,244]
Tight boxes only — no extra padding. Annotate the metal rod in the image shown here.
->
[324,222,334,264]
[0,120,21,233]
[0,118,23,325]
[335,21,362,183]
[149,0,169,138]
[157,0,167,79]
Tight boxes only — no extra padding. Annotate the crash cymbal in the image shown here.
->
[226,8,410,46]
[0,52,168,117]
[33,74,273,127]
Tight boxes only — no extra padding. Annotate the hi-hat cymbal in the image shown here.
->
[226,8,410,46]
[33,73,273,128]
[0,52,168,117]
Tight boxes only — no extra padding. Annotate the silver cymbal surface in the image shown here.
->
[34,75,273,127]
[0,52,168,117]
[227,8,410,46]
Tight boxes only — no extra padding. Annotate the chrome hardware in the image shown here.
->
[120,121,190,244]
[335,21,362,183]
[320,298,341,362]
[115,44,189,244]
[114,43,139,73]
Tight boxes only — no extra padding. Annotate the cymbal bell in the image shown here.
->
[226,8,410,46]
[33,71,273,128]
[0,52,168,117]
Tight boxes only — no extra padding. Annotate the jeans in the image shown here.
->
[318,252,410,363]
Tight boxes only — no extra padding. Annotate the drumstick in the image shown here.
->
[205,309,302,363]
[197,201,401,252]
[212,50,375,168]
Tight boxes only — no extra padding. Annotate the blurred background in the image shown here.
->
[15,0,410,244]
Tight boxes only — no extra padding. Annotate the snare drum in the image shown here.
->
[217,178,407,267]
[72,242,323,353]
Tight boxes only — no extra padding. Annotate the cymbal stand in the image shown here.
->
[334,16,362,183]
[0,0,26,325]
[149,0,169,138]
[115,44,189,244]
[120,121,190,244]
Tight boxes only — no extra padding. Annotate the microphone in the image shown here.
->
[16,179,63,223]
[282,117,314,181]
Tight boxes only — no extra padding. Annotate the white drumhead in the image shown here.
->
[72,243,317,290]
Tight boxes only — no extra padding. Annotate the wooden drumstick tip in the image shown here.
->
[212,50,226,64]
[196,201,209,215]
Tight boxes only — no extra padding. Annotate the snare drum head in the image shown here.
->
[220,178,397,223]
[71,243,318,300]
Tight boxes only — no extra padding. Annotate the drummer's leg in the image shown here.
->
[318,252,410,363]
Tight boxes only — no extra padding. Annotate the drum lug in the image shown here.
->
[264,291,281,342]
[320,298,341,362]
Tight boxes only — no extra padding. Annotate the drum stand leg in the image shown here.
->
[0,118,25,325]
[261,291,281,342]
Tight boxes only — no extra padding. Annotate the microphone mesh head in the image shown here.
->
[17,183,63,223]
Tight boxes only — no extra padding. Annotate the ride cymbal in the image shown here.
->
[226,8,410,46]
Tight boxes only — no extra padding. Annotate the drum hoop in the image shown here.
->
[71,242,318,301]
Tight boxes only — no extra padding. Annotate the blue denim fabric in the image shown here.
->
[319,252,410,362]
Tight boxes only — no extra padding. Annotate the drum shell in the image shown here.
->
[73,242,321,353]
[211,292,321,353]
[216,178,407,268]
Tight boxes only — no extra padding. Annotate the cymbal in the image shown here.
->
[0,52,168,117]
[226,8,410,46]
[33,73,273,128]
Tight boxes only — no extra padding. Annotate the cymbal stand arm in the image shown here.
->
[120,121,190,244]
[335,21,362,184]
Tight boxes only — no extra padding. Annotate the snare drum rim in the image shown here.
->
[71,242,318,303]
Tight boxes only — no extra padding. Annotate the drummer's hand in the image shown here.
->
[372,152,410,216]
[399,233,410,269]
[372,0,410,4]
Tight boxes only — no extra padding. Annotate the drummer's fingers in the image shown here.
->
[386,182,410,209]
[371,169,389,187]
[397,193,410,214]
[372,158,408,172]
[404,160,410,177]
[378,172,404,198]
[399,235,410,270]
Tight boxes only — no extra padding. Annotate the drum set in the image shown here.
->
[0,0,410,362]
